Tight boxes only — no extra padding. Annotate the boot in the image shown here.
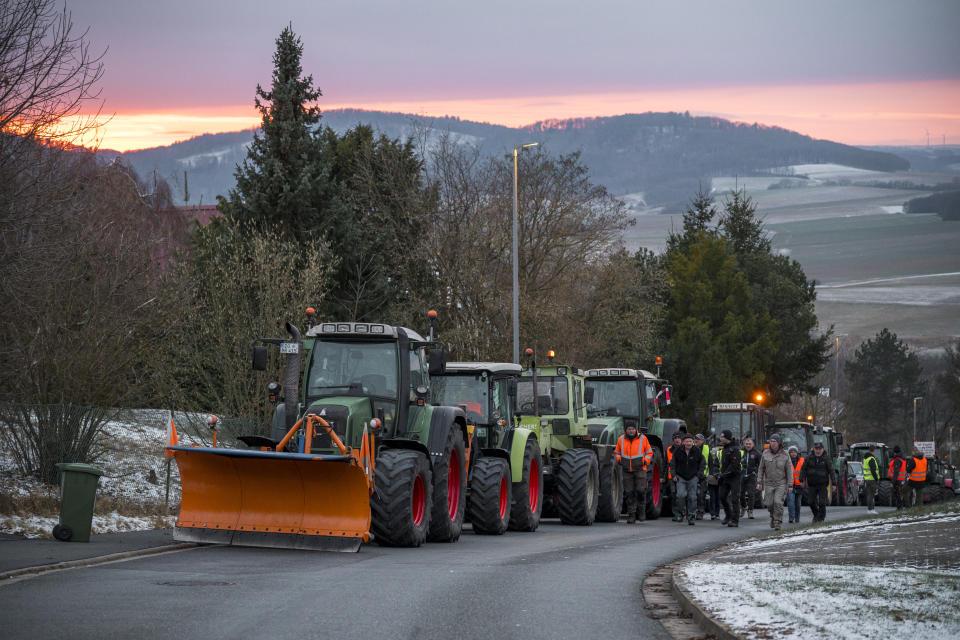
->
[747,509,754,519]
[728,521,739,527]
[774,521,782,531]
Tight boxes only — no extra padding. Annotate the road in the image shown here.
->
[0,508,877,640]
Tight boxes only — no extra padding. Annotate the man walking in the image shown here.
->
[615,422,654,523]
[695,433,709,520]
[707,443,722,520]
[862,444,881,515]
[669,434,706,525]
[758,434,793,530]
[718,430,742,527]
[905,448,928,508]
[786,446,803,523]
[667,432,684,521]
[800,441,831,522]
[740,437,761,519]
[888,446,907,510]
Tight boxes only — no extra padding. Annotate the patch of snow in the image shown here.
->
[815,285,960,306]
[882,205,904,214]
[787,163,883,180]
[679,561,960,639]
[0,513,175,539]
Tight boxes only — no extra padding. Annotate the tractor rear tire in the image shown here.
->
[877,480,893,507]
[645,448,665,520]
[468,457,512,535]
[509,437,543,531]
[556,448,599,526]
[371,449,432,547]
[428,426,467,542]
[596,459,623,522]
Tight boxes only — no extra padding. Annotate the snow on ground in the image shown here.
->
[0,409,206,538]
[787,163,885,180]
[679,561,960,640]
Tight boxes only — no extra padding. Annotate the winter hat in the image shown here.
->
[788,445,799,454]
[672,432,683,440]
[695,433,705,440]
[769,434,782,443]
[720,429,734,441]
[893,445,902,454]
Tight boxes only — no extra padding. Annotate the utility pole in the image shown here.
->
[913,396,923,443]
[511,142,538,363]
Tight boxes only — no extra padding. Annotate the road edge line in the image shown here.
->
[0,542,200,585]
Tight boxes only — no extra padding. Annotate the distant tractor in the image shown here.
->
[848,442,893,506]
[432,362,543,534]
[584,367,679,520]
[706,403,775,507]
[769,422,856,506]
[514,350,620,526]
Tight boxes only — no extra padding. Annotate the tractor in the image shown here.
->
[704,402,775,508]
[432,362,543,533]
[848,442,893,506]
[769,422,856,506]
[166,311,470,551]
[583,367,679,520]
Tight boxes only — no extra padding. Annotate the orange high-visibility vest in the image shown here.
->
[616,433,654,473]
[888,458,907,482]
[667,447,673,479]
[909,457,928,482]
[792,457,804,485]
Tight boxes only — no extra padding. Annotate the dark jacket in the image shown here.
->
[800,452,831,486]
[742,448,762,479]
[719,440,742,480]
[670,446,706,480]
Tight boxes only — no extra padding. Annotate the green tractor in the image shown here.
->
[514,350,616,525]
[584,367,678,520]
[769,422,856,506]
[431,362,543,533]
[251,314,469,548]
[848,442,893,506]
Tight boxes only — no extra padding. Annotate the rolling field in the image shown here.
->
[622,166,960,344]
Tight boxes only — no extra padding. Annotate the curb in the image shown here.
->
[0,542,199,584]
[671,562,741,640]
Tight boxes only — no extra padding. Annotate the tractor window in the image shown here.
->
[516,377,569,415]
[646,381,658,418]
[307,340,398,398]
[433,374,489,424]
[409,349,427,401]
[491,379,510,424]
[574,379,583,418]
[770,426,810,454]
[585,379,640,417]
[711,412,752,443]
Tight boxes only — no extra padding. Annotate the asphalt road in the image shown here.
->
[0,508,878,640]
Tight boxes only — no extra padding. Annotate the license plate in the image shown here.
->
[280,342,299,354]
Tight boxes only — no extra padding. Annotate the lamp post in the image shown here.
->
[512,142,538,363]
[913,396,923,443]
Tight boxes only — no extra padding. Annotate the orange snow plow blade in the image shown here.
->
[168,415,375,552]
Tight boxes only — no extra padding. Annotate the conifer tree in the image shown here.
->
[218,26,345,238]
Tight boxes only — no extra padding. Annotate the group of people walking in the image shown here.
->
[614,427,932,530]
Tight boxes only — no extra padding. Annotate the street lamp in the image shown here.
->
[913,396,923,443]
[512,142,538,363]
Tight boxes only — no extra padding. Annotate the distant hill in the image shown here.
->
[108,109,910,212]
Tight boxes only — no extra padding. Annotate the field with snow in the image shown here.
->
[622,163,960,342]
[677,506,960,639]
[0,410,209,538]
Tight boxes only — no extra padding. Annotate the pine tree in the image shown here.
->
[665,184,718,256]
[217,26,345,238]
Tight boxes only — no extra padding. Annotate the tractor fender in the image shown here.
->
[508,428,537,483]
[379,438,431,463]
[481,447,511,462]
[587,417,623,447]
[426,406,468,465]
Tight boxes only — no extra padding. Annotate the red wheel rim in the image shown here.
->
[412,474,425,526]
[447,448,461,521]
[498,474,508,519]
[529,457,540,513]
[652,463,661,505]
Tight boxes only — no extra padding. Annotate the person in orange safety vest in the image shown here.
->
[615,423,654,523]
[888,446,907,510]
[905,449,928,508]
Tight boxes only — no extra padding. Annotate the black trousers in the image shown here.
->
[807,484,828,521]
[719,477,741,523]
[892,481,904,509]
[740,474,758,509]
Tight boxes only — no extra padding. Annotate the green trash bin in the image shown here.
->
[53,463,104,542]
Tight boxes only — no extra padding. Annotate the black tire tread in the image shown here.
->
[427,425,467,542]
[467,457,511,535]
[508,437,543,532]
[596,457,622,522]
[877,480,893,506]
[371,448,432,547]
[556,448,599,526]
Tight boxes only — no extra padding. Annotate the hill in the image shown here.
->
[108,110,909,211]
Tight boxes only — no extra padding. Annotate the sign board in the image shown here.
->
[818,387,831,397]
[915,441,936,457]
[712,403,751,410]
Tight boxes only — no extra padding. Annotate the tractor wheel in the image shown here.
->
[596,458,623,522]
[52,524,73,542]
[645,448,664,520]
[428,426,467,542]
[467,457,512,535]
[371,449,432,547]
[509,437,543,531]
[556,448,599,526]
[844,475,858,506]
[877,481,893,507]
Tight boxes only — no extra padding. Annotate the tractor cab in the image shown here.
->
[432,362,521,450]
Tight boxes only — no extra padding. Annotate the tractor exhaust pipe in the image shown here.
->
[283,322,302,431]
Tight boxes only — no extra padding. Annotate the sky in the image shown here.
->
[66,0,960,151]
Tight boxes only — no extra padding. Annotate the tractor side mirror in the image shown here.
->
[507,378,517,398]
[252,345,268,371]
[583,387,595,404]
[428,347,446,376]
[835,433,844,445]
